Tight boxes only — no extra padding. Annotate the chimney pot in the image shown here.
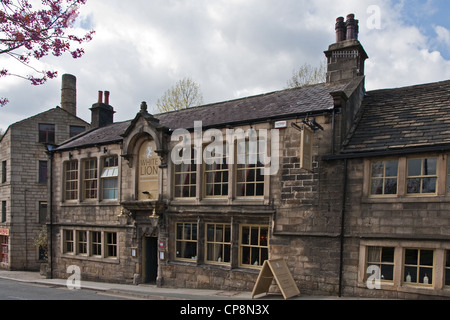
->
[104,91,110,105]
[98,91,103,104]
[335,17,346,42]
[346,13,358,40]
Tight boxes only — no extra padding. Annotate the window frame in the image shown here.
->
[204,144,229,198]
[173,148,197,199]
[105,232,118,258]
[365,246,395,283]
[83,158,98,200]
[369,160,399,197]
[38,123,55,144]
[235,139,265,198]
[175,222,198,261]
[64,160,79,201]
[403,248,435,287]
[77,230,88,255]
[63,230,74,254]
[101,156,119,200]
[0,235,8,265]
[205,223,231,265]
[406,157,438,196]
[239,224,269,268]
[91,231,102,257]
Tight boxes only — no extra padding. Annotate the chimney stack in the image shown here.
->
[61,74,77,116]
[325,14,368,84]
[90,90,115,128]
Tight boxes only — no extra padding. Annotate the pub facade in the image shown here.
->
[48,15,450,299]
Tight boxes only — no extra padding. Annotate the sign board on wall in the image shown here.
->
[300,127,313,171]
[251,259,300,300]
[138,140,160,200]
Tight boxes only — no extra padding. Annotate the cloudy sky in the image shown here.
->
[1,0,450,131]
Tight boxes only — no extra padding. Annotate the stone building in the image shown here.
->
[0,74,89,271]
[48,15,450,299]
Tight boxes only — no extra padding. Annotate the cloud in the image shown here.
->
[435,26,450,48]
[1,0,450,131]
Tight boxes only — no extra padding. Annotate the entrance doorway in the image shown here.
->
[143,237,158,283]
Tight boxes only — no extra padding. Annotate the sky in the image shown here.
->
[1,0,450,131]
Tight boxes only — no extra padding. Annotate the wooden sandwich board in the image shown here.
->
[251,259,300,300]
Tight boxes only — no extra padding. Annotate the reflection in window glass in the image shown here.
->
[370,160,398,196]
[407,158,437,194]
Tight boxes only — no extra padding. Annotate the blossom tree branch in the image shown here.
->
[0,0,94,106]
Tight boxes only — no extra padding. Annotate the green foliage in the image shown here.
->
[286,62,326,89]
[156,77,204,113]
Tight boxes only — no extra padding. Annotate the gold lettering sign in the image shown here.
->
[138,140,160,200]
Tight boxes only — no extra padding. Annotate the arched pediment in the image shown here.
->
[121,102,169,168]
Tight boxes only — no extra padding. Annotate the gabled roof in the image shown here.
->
[0,106,89,144]
[342,79,450,155]
[56,82,347,151]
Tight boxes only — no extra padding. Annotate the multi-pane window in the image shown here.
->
[77,231,87,255]
[407,158,437,195]
[64,161,78,201]
[106,232,117,258]
[236,140,264,197]
[91,232,102,256]
[204,145,229,197]
[83,159,98,200]
[0,235,8,264]
[404,249,434,285]
[366,246,395,282]
[240,225,269,267]
[39,124,55,144]
[176,222,198,260]
[206,224,231,264]
[64,230,74,254]
[174,149,197,198]
[101,156,118,200]
[370,160,398,196]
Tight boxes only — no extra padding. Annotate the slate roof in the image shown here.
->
[342,79,450,154]
[56,120,131,151]
[155,82,347,130]
[55,82,346,151]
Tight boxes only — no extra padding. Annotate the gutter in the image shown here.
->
[323,143,450,161]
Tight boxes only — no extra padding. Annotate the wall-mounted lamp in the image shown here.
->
[149,208,159,228]
[103,147,108,154]
[69,152,73,159]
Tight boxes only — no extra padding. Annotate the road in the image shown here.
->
[0,278,131,300]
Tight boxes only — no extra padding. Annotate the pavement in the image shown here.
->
[0,269,359,300]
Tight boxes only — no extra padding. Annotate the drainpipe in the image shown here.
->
[338,158,348,297]
[46,146,54,279]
